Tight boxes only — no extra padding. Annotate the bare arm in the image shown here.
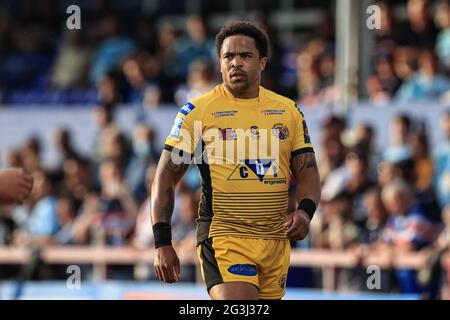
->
[290,151,321,207]
[150,149,190,283]
[284,151,321,240]
[150,149,189,225]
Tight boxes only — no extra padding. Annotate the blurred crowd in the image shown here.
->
[0,0,449,106]
[1,0,450,298]
[1,103,450,298]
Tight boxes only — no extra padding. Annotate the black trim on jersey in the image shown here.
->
[163,144,197,167]
[291,147,315,158]
[163,144,174,152]
[196,140,214,244]
[199,238,223,292]
[163,144,193,158]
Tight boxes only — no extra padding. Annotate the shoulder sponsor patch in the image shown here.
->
[228,264,258,276]
[178,102,195,116]
[169,115,184,139]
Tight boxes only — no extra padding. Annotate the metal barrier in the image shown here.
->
[1,246,448,291]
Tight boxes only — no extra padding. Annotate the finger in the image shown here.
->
[22,177,34,190]
[161,265,171,283]
[174,260,181,282]
[283,214,294,228]
[153,264,161,281]
[18,184,31,196]
[154,264,164,282]
[285,223,298,237]
[290,224,309,240]
[23,174,33,184]
[167,264,178,283]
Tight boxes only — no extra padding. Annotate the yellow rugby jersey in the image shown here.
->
[164,84,314,243]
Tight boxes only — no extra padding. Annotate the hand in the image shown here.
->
[0,169,34,205]
[283,210,311,241]
[153,245,181,283]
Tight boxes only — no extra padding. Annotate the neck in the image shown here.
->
[224,83,260,99]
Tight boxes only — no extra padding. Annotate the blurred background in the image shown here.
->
[0,0,450,300]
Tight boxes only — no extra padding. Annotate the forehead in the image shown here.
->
[220,35,258,54]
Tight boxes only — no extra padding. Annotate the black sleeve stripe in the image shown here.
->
[163,144,193,159]
[163,144,174,152]
[291,147,315,158]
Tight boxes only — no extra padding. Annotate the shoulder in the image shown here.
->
[261,87,303,116]
[188,85,223,110]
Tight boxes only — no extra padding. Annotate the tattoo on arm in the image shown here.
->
[291,152,317,175]
[166,156,189,180]
[152,150,189,223]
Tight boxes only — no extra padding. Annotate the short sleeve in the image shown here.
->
[164,102,200,156]
[291,104,314,156]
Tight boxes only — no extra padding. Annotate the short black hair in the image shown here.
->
[215,21,269,59]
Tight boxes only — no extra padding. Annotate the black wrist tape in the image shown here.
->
[153,222,172,248]
[297,198,316,220]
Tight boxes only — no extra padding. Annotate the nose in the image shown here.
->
[231,55,243,69]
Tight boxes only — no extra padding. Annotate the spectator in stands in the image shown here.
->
[126,123,158,204]
[317,115,347,183]
[374,1,400,46]
[315,190,361,250]
[52,196,81,245]
[383,114,413,163]
[96,159,137,246]
[344,145,377,223]
[435,0,450,72]
[97,71,123,105]
[95,127,132,175]
[172,189,199,282]
[176,15,215,79]
[61,158,93,204]
[366,52,402,104]
[396,50,450,102]
[393,46,418,84]
[0,204,17,245]
[360,188,388,244]
[399,0,439,48]
[4,149,22,168]
[296,48,321,106]
[174,59,217,106]
[156,22,181,103]
[25,170,60,246]
[316,50,337,105]
[435,110,450,208]
[53,127,83,169]
[137,52,162,110]
[122,55,152,104]
[379,179,440,293]
[20,137,42,174]
[411,130,434,193]
[350,123,381,178]
[51,29,92,89]
[89,14,136,85]
[132,165,157,249]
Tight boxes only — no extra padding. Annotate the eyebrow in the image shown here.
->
[222,51,254,56]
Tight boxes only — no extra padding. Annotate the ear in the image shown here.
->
[260,57,268,71]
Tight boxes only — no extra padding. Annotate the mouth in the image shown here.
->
[230,71,246,79]
[230,71,246,81]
